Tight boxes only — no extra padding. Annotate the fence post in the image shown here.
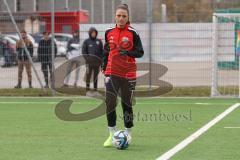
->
[51,0,56,95]
[211,14,219,97]
[147,0,153,89]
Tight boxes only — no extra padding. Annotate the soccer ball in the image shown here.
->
[112,130,131,150]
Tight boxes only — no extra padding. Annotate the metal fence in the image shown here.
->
[0,0,240,96]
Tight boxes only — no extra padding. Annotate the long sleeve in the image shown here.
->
[126,31,144,58]
[102,32,109,71]
[28,43,34,57]
[67,39,74,52]
[37,41,42,61]
[54,41,57,57]
[82,40,88,55]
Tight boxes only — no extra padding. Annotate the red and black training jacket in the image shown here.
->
[102,24,144,79]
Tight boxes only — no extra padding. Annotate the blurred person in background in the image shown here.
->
[37,32,57,88]
[82,27,103,95]
[63,30,81,87]
[14,30,33,89]
[1,38,13,67]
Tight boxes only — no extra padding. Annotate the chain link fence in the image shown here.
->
[0,0,240,96]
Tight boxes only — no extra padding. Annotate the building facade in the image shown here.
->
[0,0,122,23]
[0,0,240,24]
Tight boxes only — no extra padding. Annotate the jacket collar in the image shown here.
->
[116,24,129,31]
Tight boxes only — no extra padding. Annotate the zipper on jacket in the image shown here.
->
[117,29,121,50]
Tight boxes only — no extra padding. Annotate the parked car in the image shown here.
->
[29,33,42,44]
[54,33,73,56]
[47,33,72,56]
[54,33,73,42]
[0,35,17,66]
[5,33,39,61]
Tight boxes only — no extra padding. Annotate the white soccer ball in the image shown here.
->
[112,130,131,150]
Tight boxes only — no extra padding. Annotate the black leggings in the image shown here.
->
[105,75,136,128]
[41,62,53,85]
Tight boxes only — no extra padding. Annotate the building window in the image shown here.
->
[16,0,21,11]
[36,0,39,11]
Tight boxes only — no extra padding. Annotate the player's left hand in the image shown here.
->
[119,49,128,56]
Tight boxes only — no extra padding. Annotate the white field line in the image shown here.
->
[195,103,211,105]
[224,127,240,129]
[156,103,240,160]
[0,101,234,106]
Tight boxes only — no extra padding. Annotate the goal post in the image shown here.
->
[211,10,240,98]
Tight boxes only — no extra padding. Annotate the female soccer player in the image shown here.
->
[102,4,144,147]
